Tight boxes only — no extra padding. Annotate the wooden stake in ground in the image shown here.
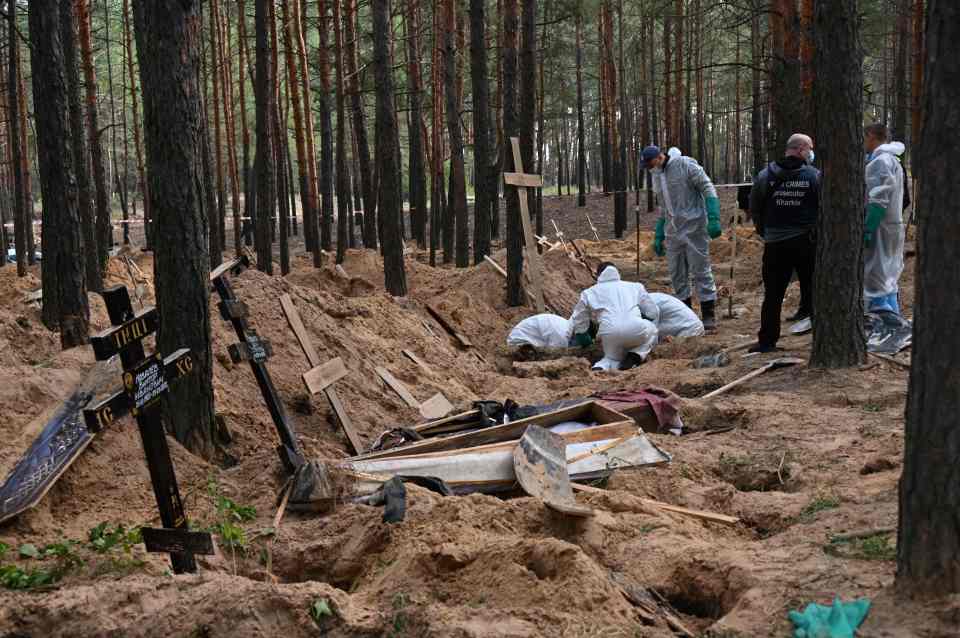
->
[504,136,545,312]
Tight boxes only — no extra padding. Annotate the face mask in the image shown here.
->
[806,150,815,165]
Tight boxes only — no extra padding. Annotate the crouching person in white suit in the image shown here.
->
[507,314,574,350]
[570,263,659,371]
[650,292,704,339]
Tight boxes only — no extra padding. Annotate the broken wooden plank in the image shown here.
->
[302,357,349,395]
[375,367,420,409]
[411,409,483,434]
[503,172,544,188]
[425,304,473,348]
[868,351,911,370]
[402,349,433,376]
[418,393,454,420]
[279,294,364,455]
[571,483,740,527]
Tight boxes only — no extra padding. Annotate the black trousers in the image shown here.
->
[758,233,815,346]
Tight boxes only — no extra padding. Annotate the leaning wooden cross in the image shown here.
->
[503,136,545,313]
[211,257,305,474]
[83,285,215,574]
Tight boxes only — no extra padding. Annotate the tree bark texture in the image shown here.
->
[133,0,217,458]
[406,0,428,249]
[123,0,149,248]
[8,1,27,277]
[253,0,276,273]
[502,0,523,307]
[317,0,335,252]
[343,0,376,249]
[469,0,491,264]
[372,0,407,295]
[575,11,586,207]
[442,0,469,267]
[62,0,101,293]
[29,0,89,348]
[333,0,351,263]
[809,0,866,368]
[897,0,960,597]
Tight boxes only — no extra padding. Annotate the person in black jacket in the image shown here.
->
[748,133,820,353]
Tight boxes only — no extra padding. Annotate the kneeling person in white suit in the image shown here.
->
[650,292,704,339]
[570,263,659,371]
[506,314,574,349]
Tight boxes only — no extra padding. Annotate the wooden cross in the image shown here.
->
[83,285,214,574]
[503,136,545,313]
[211,258,305,474]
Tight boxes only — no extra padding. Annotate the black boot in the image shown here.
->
[701,299,718,331]
[619,352,645,371]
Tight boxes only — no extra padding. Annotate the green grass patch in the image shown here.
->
[825,532,896,561]
[798,494,841,522]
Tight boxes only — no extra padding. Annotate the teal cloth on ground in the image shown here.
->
[788,597,871,638]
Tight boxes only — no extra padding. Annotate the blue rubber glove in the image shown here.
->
[788,597,871,638]
[653,218,666,257]
[864,203,886,247]
[706,197,722,239]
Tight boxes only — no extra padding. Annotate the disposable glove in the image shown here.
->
[653,218,666,257]
[706,197,722,239]
[864,203,886,247]
[573,332,594,348]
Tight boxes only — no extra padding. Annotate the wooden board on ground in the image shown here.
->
[514,425,594,517]
[571,483,740,527]
[302,357,349,395]
[375,367,420,409]
[425,304,473,348]
[279,293,364,455]
[418,393,454,420]
[402,349,433,376]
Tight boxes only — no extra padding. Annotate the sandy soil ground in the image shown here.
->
[0,190,954,638]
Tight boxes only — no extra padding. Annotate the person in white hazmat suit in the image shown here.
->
[650,292,704,339]
[506,314,573,349]
[863,123,907,315]
[642,145,723,331]
[570,263,659,371]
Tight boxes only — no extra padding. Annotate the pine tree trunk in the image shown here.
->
[316,0,335,252]
[575,12,586,207]
[406,0,428,248]
[897,0,960,596]
[123,0,149,249]
[282,0,314,258]
[809,0,866,369]
[519,0,536,239]
[198,81,221,269]
[333,0,351,263]
[253,0,276,273]
[750,0,764,174]
[77,0,111,280]
[429,3,444,267]
[892,0,910,145]
[29,0,90,348]
[911,0,924,154]
[343,0,376,249]
[469,0,492,264]
[208,0,227,259]
[442,0,469,267]
[503,0,523,307]
[238,0,254,250]
[294,0,320,261]
[15,45,35,266]
[62,0,101,293]
[8,2,27,277]
[372,0,407,295]
[133,0,216,459]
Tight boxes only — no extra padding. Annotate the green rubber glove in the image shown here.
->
[706,197,722,239]
[864,203,886,246]
[573,332,594,348]
[653,218,666,257]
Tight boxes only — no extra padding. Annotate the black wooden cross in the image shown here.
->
[83,286,214,574]
[210,261,305,474]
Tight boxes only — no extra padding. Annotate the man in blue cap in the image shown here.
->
[642,145,723,330]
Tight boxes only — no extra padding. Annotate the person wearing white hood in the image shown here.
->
[570,262,659,371]
[863,123,907,315]
[641,145,723,331]
[649,292,704,339]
